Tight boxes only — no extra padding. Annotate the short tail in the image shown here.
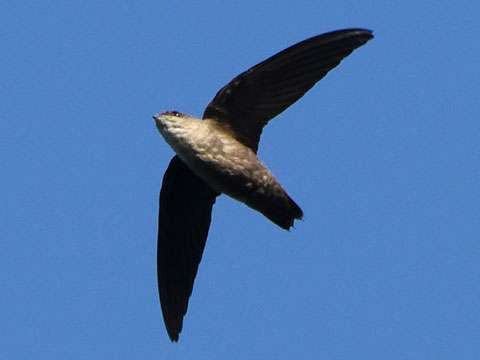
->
[259,193,303,230]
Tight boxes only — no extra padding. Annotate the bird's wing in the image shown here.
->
[203,28,373,151]
[157,156,219,342]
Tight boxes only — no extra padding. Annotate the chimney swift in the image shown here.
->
[153,28,373,341]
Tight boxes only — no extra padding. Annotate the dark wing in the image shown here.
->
[157,156,219,342]
[203,28,373,151]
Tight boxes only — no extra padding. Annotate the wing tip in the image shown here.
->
[355,28,374,42]
[168,331,180,343]
[163,314,183,342]
[331,27,374,37]
[321,27,374,45]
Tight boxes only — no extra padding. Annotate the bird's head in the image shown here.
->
[153,111,190,134]
[153,110,185,125]
[153,110,201,149]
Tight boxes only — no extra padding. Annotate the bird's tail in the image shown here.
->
[274,193,304,230]
[249,190,303,230]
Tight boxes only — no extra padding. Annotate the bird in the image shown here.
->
[153,28,373,341]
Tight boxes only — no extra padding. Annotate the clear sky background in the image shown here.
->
[2,1,479,359]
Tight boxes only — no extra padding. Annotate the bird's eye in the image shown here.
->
[161,110,183,118]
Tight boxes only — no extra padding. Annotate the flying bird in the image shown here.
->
[154,28,373,341]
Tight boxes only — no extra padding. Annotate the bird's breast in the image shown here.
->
[159,119,285,208]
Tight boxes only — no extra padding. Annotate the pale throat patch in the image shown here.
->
[156,115,210,159]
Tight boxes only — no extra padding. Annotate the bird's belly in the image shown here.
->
[179,134,288,209]
[159,119,267,197]
[172,130,300,229]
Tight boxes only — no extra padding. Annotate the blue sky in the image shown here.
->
[2,1,479,359]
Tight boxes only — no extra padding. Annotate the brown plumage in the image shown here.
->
[154,28,374,341]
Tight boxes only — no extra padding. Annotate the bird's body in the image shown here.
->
[155,113,302,229]
[153,28,374,341]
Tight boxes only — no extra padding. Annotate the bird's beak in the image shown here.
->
[153,113,163,126]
